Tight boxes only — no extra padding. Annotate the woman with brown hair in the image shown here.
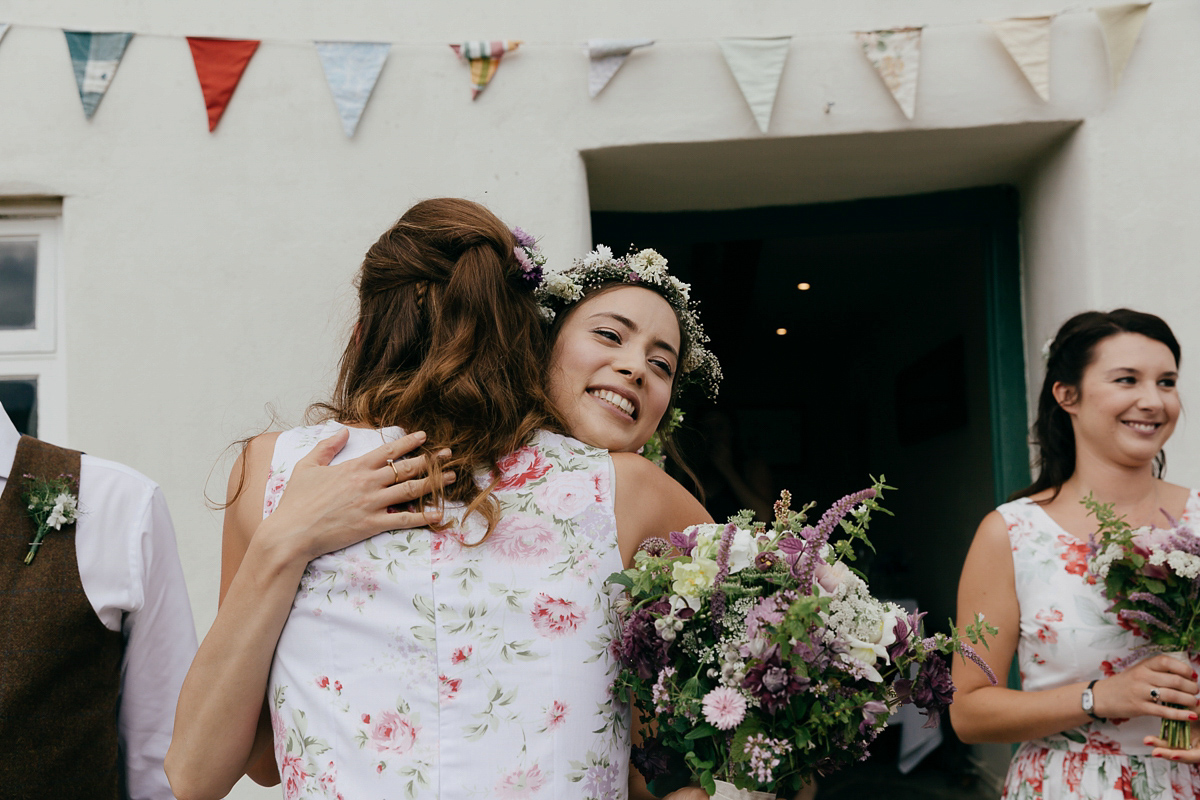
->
[166,200,710,800]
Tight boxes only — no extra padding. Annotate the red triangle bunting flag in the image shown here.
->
[187,37,260,132]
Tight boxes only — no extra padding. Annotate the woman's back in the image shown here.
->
[266,423,629,800]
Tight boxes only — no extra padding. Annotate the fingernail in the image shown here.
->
[443,471,457,483]
[437,449,452,458]
[413,431,427,441]
[1190,713,1197,721]
[1173,755,1181,761]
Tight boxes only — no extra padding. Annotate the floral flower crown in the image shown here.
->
[534,245,722,398]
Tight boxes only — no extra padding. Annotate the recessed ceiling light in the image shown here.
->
[776,328,788,336]
[797,282,811,291]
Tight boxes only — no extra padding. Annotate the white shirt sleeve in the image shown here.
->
[75,457,199,800]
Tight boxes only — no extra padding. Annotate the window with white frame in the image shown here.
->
[0,202,65,443]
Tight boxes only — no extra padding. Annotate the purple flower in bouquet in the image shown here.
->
[613,600,672,680]
[859,700,889,734]
[887,609,927,662]
[754,551,780,571]
[668,528,698,556]
[638,537,672,557]
[911,654,955,728]
[743,647,810,713]
[710,523,738,630]
[631,736,674,783]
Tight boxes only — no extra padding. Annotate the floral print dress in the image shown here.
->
[1000,493,1200,800]
[264,423,629,800]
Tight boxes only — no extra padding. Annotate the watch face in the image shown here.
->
[1082,688,1095,712]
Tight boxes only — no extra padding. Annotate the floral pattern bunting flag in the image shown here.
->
[63,31,134,119]
[186,36,261,132]
[856,27,922,120]
[315,41,390,137]
[1095,3,1151,89]
[718,36,791,134]
[450,40,519,100]
[586,39,653,98]
[988,16,1054,102]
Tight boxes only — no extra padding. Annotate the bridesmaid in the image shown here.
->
[951,309,1200,799]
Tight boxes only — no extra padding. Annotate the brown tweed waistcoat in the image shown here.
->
[0,435,122,799]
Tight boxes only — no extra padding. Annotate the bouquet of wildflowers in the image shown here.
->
[1086,494,1200,749]
[609,480,997,798]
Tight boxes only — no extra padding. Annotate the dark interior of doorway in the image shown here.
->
[593,186,1026,796]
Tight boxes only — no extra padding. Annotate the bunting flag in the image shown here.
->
[450,41,519,99]
[587,39,653,98]
[718,37,791,134]
[1096,3,1151,89]
[315,41,390,137]
[988,16,1054,101]
[186,36,260,132]
[856,27,922,120]
[64,31,133,119]
[0,24,9,47]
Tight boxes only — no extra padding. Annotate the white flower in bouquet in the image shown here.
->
[693,524,760,574]
[672,559,718,608]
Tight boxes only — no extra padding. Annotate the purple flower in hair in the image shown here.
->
[511,226,537,249]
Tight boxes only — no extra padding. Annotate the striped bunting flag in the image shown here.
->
[451,40,520,99]
[64,31,133,119]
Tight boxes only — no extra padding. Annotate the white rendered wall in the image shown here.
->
[0,1,1197,796]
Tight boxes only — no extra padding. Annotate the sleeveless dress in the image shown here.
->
[263,422,630,800]
[1000,493,1200,800]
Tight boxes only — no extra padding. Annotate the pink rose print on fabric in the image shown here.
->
[339,553,381,593]
[1057,535,1090,577]
[451,645,472,664]
[545,700,568,731]
[317,760,337,792]
[531,593,587,638]
[1083,731,1121,755]
[489,514,560,564]
[316,675,330,688]
[270,710,285,764]
[1034,609,1062,644]
[496,763,546,798]
[495,446,552,491]
[370,710,419,755]
[591,468,610,503]
[263,472,287,517]
[535,471,595,519]
[281,754,308,800]
[439,674,462,702]
[430,530,465,564]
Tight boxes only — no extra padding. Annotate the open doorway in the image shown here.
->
[593,186,1029,796]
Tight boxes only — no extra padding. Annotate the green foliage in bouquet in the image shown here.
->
[608,479,998,796]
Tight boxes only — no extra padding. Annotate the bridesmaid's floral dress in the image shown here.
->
[1000,494,1200,800]
[263,423,629,800]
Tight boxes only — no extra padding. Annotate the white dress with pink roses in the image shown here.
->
[264,422,629,800]
[1000,493,1200,800]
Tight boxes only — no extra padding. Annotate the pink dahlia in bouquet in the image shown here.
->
[1086,494,1200,749]
[609,480,997,798]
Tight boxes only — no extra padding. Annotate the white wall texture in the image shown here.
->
[1,0,1197,796]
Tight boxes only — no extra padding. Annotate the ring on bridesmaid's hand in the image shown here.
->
[1151,687,1162,703]
[386,458,400,485]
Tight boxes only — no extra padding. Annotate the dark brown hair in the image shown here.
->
[311,198,564,534]
[1010,308,1181,503]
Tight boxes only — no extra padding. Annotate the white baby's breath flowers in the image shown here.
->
[1167,550,1200,580]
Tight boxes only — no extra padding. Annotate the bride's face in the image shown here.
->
[548,286,681,453]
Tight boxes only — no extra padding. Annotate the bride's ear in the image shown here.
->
[1052,381,1079,414]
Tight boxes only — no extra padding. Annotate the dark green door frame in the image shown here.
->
[592,185,1032,504]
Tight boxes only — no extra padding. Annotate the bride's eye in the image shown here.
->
[651,358,674,378]
[593,329,621,343]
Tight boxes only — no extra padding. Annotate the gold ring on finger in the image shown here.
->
[386,458,400,485]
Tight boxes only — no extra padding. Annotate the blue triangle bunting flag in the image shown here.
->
[64,30,133,119]
[315,41,391,137]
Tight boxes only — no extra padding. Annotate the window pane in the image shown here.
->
[0,239,37,329]
[0,379,36,436]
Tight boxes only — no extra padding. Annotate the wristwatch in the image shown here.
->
[1082,679,1105,721]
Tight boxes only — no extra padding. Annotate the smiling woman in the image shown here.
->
[548,285,680,454]
[949,309,1200,799]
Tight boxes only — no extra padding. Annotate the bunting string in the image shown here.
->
[0,0,1174,134]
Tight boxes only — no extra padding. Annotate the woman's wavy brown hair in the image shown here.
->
[311,198,564,536]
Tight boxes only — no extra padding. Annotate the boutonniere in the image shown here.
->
[22,472,80,565]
